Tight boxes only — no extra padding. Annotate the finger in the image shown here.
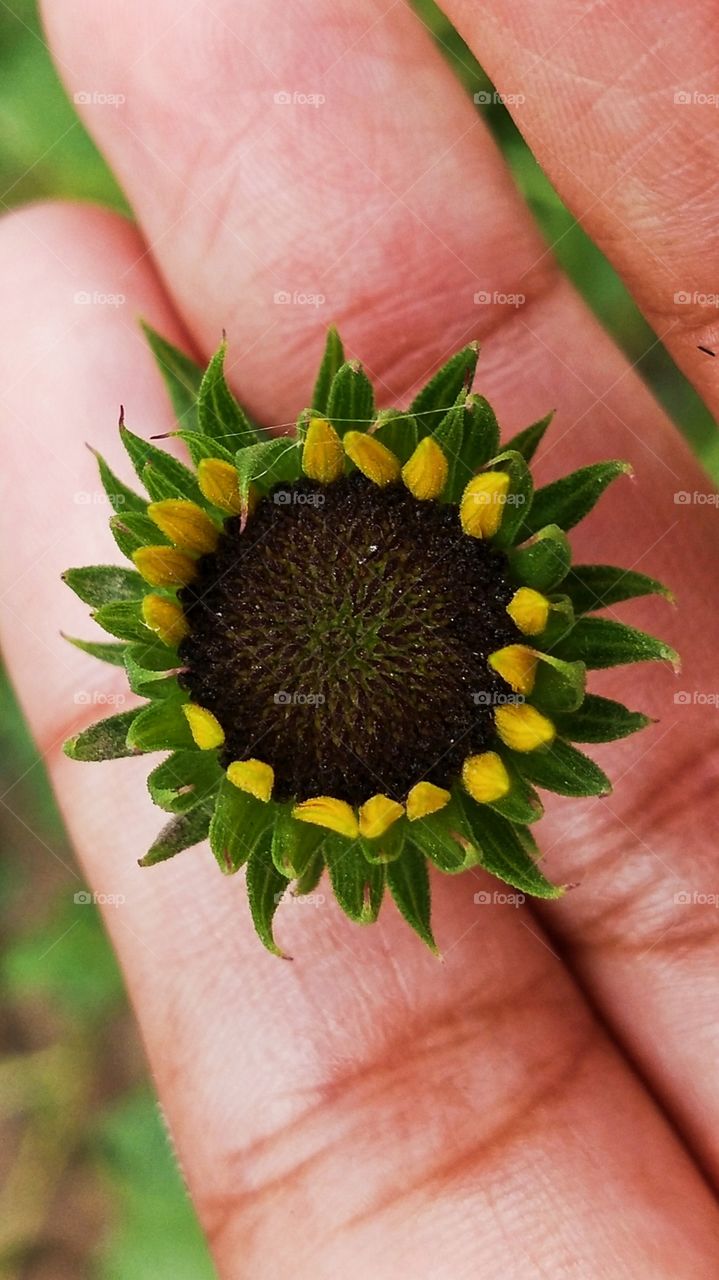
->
[3,207,719,1278]
[438,0,719,413]
[39,0,719,1181]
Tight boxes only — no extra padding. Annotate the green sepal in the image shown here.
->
[484,764,544,826]
[564,565,674,615]
[126,693,193,753]
[324,836,385,924]
[455,797,563,898]
[512,739,612,797]
[538,594,575,648]
[484,448,532,548]
[271,805,325,878]
[110,511,170,560]
[119,424,203,503]
[63,708,142,761]
[198,340,262,451]
[62,565,145,606]
[460,393,500,469]
[208,779,274,875]
[235,437,301,516]
[141,322,204,432]
[433,391,467,501]
[89,447,147,515]
[311,326,345,415]
[62,635,127,666]
[246,833,290,955]
[147,750,222,813]
[174,429,235,468]
[531,653,586,714]
[91,601,151,643]
[409,342,478,429]
[371,409,419,465]
[359,817,406,865]
[326,360,375,436]
[406,799,467,873]
[508,525,571,592]
[124,637,181,674]
[386,843,437,951]
[522,460,631,535]
[504,410,554,463]
[554,693,653,743]
[125,663,180,701]
[552,616,679,670]
[293,852,324,896]
[139,804,212,866]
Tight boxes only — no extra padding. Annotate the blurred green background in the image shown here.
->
[0,2,715,1277]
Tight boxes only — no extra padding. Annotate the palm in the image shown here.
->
[1,1,717,1274]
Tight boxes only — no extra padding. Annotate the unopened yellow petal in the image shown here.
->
[292,796,359,838]
[460,471,510,538]
[401,436,448,500]
[507,587,550,636]
[358,794,404,839]
[198,457,245,515]
[182,703,225,750]
[148,499,219,555]
[141,594,189,647]
[462,751,510,803]
[302,417,344,484]
[406,781,451,821]
[495,704,555,752]
[227,758,274,802]
[488,644,538,695]
[344,431,401,486]
[133,546,197,588]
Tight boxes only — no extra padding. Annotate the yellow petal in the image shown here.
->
[141,594,189,647]
[302,417,344,484]
[198,457,245,515]
[488,644,538,695]
[292,796,359,838]
[227,758,275,802]
[148,499,219,555]
[401,436,448,500]
[132,546,197,588]
[358,794,404,839]
[343,431,401,486]
[460,471,510,538]
[494,704,555,752]
[462,751,510,803]
[507,587,550,636]
[182,703,225,750]
[406,781,451,821]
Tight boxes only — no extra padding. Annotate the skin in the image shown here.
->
[0,1,718,1274]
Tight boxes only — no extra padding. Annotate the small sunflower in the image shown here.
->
[63,327,678,954]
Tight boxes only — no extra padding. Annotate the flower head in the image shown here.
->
[63,327,677,954]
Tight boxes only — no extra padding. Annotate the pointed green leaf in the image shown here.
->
[409,343,479,428]
[455,798,563,898]
[432,391,467,501]
[235,437,301,513]
[324,837,384,923]
[139,805,212,866]
[513,739,612,797]
[62,565,145,607]
[141,322,204,431]
[92,601,150,643]
[522,460,631,535]
[531,653,586,714]
[271,805,325,878]
[553,616,679,670]
[110,511,170,560]
[504,410,554,463]
[90,447,147,515]
[554,693,653,743]
[386,843,437,950]
[326,360,375,436]
[246,833,290,955]
[508,525,571,592]
[175,429,235,468]
[62,635,127,666]
[126,694,193,753]
[405,800,467,873]
[294,853,324,896]
[457,393,500,473]
[209,779,274,875]
[198,340,262,451]
[564,564,674,615]
[484,448,533,547]
[124,637,181,673]
[120,425,203,503]
[371,409,420,465]
[63,708,142,761]
[147,750,222,813]
[311,326,345,414]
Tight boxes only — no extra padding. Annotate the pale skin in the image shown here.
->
[1,1,718,1275]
